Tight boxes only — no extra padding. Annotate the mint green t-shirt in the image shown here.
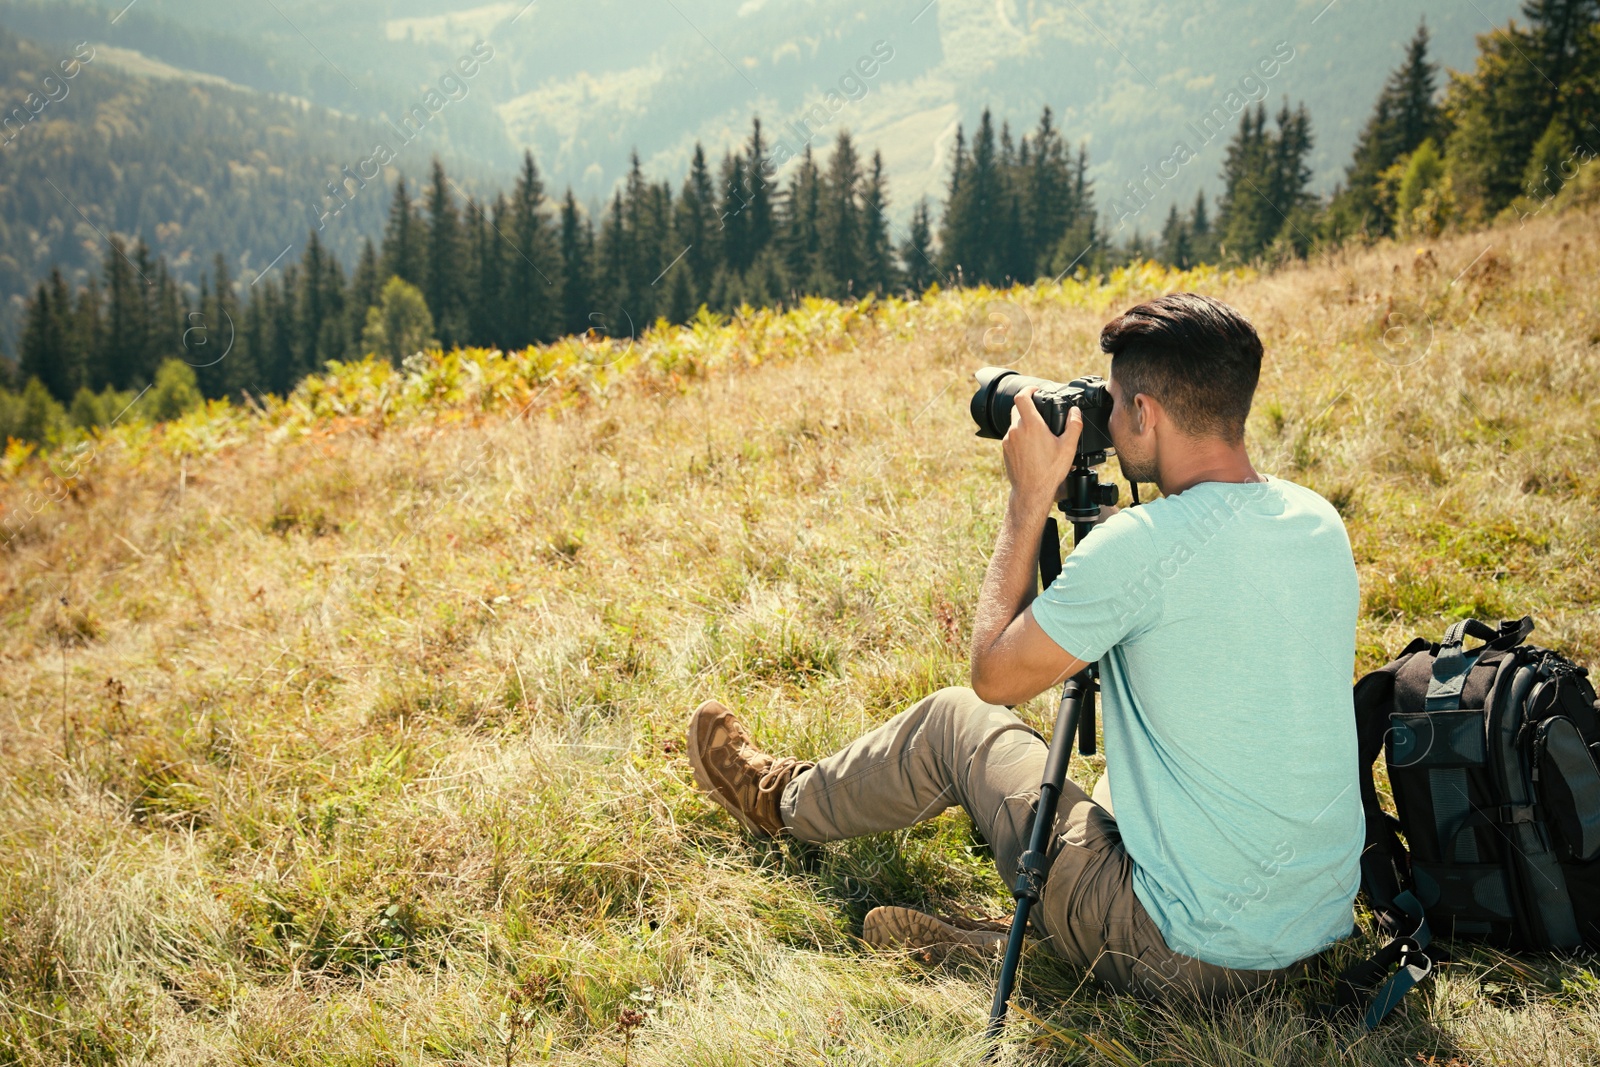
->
[1030,476,1361,970]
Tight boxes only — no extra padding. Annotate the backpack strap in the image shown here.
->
[1424,619,1492,710]
[1332,891,1435,1030]
[1354,639,1428,931]
[1417,618,1534,866]
[1421,621,1494,865]
[1423,617,1529,710]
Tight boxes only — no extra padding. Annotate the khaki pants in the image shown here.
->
[779,686,1301,997]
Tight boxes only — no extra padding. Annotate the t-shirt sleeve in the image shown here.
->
[1030,511,1162,663]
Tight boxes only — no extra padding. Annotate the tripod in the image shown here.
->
[984,458,1124,1050]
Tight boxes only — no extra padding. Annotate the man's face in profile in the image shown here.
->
[1106,370,1157,485]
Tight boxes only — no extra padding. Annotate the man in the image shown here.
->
[687,293,1361,996]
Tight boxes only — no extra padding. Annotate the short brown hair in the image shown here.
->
[1099,293,1262,443]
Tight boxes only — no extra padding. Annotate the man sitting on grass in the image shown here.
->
[687,293,1362,996]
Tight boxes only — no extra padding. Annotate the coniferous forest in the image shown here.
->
[5,3,1600,444]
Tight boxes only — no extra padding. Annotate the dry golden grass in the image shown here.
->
[3,205,1600,1065]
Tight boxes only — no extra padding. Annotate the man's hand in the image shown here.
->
[1003,387,1082,513]
[970,388,1092,707]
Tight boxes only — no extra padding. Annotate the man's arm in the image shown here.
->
[969,392,1089,706]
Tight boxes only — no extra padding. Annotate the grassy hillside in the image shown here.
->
[2,203,1600,1065]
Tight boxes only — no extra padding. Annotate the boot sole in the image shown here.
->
[863,906,1007,961]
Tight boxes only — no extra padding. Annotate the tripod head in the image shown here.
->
[1059,462,1120,539]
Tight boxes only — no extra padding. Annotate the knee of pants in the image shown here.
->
[924,686,986,716]
[923,686,1009,745]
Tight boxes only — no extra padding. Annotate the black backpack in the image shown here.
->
[1340,617,1600,1026]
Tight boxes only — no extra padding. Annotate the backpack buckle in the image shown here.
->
[1495,803,1540,825]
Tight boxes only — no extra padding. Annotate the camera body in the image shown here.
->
[969,367,1116,459]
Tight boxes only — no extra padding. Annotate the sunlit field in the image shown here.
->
[3,203,1600,1066]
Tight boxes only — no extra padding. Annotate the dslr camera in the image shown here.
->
[969,367,1115,460]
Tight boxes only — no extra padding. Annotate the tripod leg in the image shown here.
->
[1078,670,1097,756]
[984,668,1090,1050]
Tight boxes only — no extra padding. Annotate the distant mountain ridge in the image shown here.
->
[3,0,1523,222]
[0,21,506,353]
[0,0,1524,356]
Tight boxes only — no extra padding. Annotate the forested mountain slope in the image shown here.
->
[0,24,501,349]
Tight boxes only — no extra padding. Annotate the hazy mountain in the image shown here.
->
[0,20,506,352]
[7,1,1523,220]
[0,0,1522,352]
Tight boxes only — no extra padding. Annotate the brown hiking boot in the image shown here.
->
[863,906,1010,963]
[687,700,812,837]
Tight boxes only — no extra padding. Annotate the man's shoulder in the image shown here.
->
[1138,476,1345,531]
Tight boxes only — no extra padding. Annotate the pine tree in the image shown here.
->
[899,198,937,294]
[1217,104,1268,261]
[348,238,382,353]
[1268,102,1317,256]
[1395,23,1443,152]
[1023,107,1074,280]
[676,144,720,301]
[638,178,676,323]
[618,154,659,323]
[316,249,348,370]
[239,281,270,397]
[505,150,559,348]
[1159,204,1193,269]
[382,177,425,288]
[102,240,142,391]
[423,159,466,347]
[158,260,186,375]
[595,190,627,335]
[745,118,776,264]
[821,130,864,297]
[1189,190,1216,264]
[995,121,1028,282]
[1216,103,1317,263]
[18,271,74,399]
[73,278,104,394]
[666,259,695,324]
[859,150,898,295]
[459,196,485,346]
[1000,186,1027,283]
[559,191,596,336]
[1331,22,1441,236]
[295,233,338,380]
[1523,0,1600,124]
[265,270,299,395]
[718,151,751,274]
[127,241,164,388]
[48,269,79,397]
[783,145,826,293]
[462,199,498,347]
[946,126,967,213]
[940,110,1004,283]
[194,253,240,398]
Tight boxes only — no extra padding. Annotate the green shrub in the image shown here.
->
[0,377,67,443]
[361,276,437,364]
[68,384,140,430]
[148,359,203,422]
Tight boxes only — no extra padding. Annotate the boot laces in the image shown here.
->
[757,755,807,795]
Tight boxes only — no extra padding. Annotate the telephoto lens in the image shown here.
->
[969,367,1115,456]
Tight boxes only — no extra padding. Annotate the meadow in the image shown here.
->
[2,202,1599,1065]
